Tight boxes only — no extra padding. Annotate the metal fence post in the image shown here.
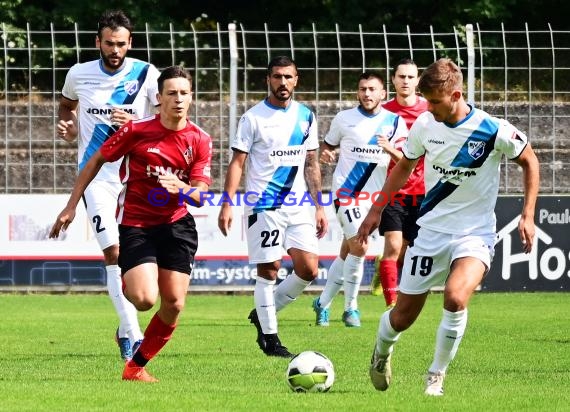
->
[228,23,238,161]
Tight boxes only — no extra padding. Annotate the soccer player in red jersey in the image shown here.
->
[370,59,429,307]
[50,66,212,382]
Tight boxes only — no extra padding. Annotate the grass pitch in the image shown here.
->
[0,292,567,411]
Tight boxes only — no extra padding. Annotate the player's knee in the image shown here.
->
[102,244,119,264]
[389,307,417,332]
[127,292,158,311]
[348,242,366,257]
[443,295,468,312]
[296,270,318,282]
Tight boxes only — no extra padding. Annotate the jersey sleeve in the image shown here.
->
[324,113,342,146]
[305,110,319,151]
[145,64,161,107]
[99,122,136,162]
[402,113,428,160]
[189,132,213,185]
[494,119,528,159]
[232,113,254,153]
[60,64,79,101]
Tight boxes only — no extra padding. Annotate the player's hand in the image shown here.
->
[315,208,328,239]
[110,108,132,127]
[356,208,381,245]
[319,148,336,165]
[518,214,535,253]
[158,173,185,194]
[57,120,77,141]
[218,205,233,237]
[376,135,391,150]
[49,208,76,239]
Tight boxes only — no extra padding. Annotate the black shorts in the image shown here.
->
[379,194,424,242]
[118,213,198,276]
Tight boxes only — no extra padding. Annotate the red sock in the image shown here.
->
[380,259,398,306]
[130,312,176,367]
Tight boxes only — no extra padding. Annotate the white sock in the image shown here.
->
[254,277,277,334]
[429,309,468,374]
[376,308,401,356]
[343,254,364,311]
[106,265,143,344]
[318,257,344,309]
[274,273,311,312]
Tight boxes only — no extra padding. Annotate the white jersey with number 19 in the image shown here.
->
[404,106,528,235]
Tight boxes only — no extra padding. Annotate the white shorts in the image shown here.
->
[246,207,319,264]
[83,179,121,251]
[399,227,496,294]
[335,201,373,239]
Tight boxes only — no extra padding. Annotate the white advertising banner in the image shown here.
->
[0,194,384,260]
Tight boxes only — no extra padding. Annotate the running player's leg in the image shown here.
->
[84,180,143,360]
[371,228,451,391]
[313,246,345,326]
[122,214,196,381]
[247,210,292,357]
[377,202,405,307]
[426,234,493,395]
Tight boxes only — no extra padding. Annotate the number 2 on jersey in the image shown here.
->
[92,215,106,233]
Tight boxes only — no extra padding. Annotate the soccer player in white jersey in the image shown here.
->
[56,10,160,362]
[358,58,539,396]
[312,72,407,327]
[218,56,328,357]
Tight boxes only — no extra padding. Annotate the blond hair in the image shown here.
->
[418,58,463,95]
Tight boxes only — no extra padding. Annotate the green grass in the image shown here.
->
[0,292,568,411]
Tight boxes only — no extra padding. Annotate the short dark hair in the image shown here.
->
[358,71,385,87]
[392,58,417,75]
[97,10,133,38]
[158,66,193,93]
[267,56,297,76]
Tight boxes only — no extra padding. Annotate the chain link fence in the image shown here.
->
[1,22,569,193]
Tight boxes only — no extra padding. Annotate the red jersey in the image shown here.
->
[100,115,212,227]
[382,96,428,195]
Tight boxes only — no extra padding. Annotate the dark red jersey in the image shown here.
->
[383,96,428,195]
[100,115,212,227]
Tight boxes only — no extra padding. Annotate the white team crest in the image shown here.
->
[124,80,139,96]
[468,141,485,159]
[299,121,310,135]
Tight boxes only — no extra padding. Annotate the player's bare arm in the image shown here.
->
[377,135,403,163]
[357,156,417,244]
[49,150,107,238]
[57,96,79,142]
[218,150,247,236]
[514,144,540,253]
[305,149,328,238]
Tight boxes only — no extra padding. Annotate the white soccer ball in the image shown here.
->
[286,351,335,393]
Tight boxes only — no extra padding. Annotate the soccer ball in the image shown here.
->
[286,351,335,393]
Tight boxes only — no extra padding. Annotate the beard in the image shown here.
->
[271,86,291,102]
[359,99,381,113]
[100,51,126,71]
